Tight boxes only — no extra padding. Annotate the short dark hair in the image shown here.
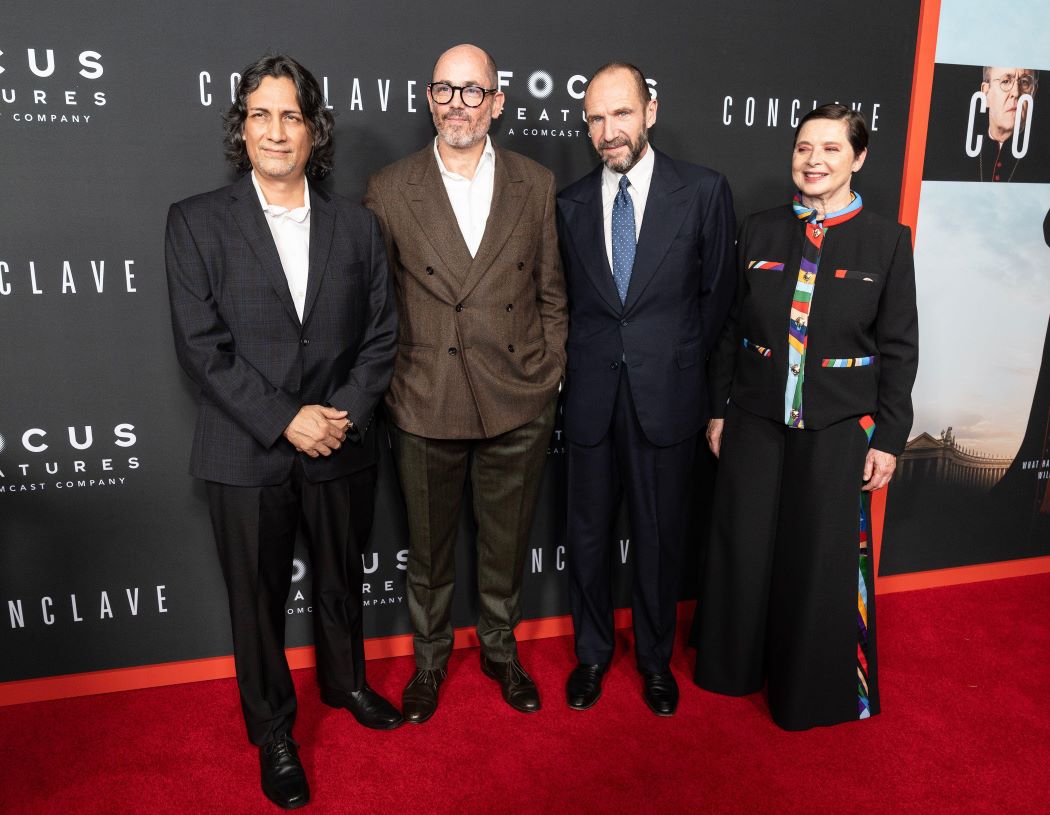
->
[223,53,335,179]
[589,61,652,104]
[794,103,869,155]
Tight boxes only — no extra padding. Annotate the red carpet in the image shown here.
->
[1,574,1047,814]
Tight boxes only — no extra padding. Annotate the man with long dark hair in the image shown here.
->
[165,53,400,809]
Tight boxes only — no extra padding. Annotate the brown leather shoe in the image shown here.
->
[401,667,446,724]
[481,655,541,713]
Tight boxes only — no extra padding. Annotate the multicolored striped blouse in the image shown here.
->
[784,191,864,427]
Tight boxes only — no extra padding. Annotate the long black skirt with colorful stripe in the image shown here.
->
[693,403,879,730]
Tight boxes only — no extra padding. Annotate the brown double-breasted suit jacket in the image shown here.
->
[364,143,568,439]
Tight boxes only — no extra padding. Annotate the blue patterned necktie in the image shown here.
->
[611,174,636,304]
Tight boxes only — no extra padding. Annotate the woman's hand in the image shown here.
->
[862,448,896,491]
[706,418,725,458]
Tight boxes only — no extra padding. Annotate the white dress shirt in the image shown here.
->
[434,135,496,258]
[601,143,655,270]
[252,172,311,323]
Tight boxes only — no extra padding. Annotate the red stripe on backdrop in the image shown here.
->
[0,605,693,707]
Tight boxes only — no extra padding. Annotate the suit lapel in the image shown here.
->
[457,149,529,301]
[303,184,334,324]
[567,165,622,313]
[400,147,472,298]
[623,150,690,311]
[229,174,300,325]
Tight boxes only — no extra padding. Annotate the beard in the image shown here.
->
[597,127,649,173]
[433,108,490,149]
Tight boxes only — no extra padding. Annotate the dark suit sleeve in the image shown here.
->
[324,210,398,431]
[706,205,748,418]
[165,202,301,448]
[871,225,919,456]
[535,171,568,373]
[699,174,738,360]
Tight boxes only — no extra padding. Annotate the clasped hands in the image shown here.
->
[283,405,351,458]
[705,417,896,491]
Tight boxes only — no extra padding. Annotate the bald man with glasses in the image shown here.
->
[364,43,567,723]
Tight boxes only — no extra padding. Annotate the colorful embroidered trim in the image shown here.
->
[822,356,875,368]
[749,260,785,271]
[857,414,875,719]
[742,338,772,357]
[783,192,864,427]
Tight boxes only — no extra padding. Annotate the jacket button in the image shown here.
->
[621,319,629,327]
[300,338,310,346]
[506,303,513,311]
[517,262,525,270]
[455,303,463,312]
[508,344,515,353]
[426,266,435,275]
[448,347,457,356]
[610,361,619,370]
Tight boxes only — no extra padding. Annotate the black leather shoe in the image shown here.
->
[259,735,309,810]
[481,655,541,713]
[402,667,446,724]
[567,662,609,710]
[321,684,404,730]
[641,670,679,716]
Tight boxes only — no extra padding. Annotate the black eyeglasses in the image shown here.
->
[428,82,498,108]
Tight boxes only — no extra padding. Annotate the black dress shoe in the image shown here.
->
[259,735,309,810]
[566,662,609,710]
[402,667,446,724]
[321,684,404,730]
[481,655,541,713]
[641,670,679,716]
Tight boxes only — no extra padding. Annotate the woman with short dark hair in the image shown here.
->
[693,104,919,730]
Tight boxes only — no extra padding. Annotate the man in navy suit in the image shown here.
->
[556,62,736,716]
[165,54,400,809]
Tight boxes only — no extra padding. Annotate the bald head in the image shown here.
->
[433,43,498,88]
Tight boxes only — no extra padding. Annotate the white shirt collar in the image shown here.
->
[251,171,311,223]
[434,135,496,180]
[601,142,655,200]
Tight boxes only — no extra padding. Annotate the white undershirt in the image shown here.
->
[252,171,311,323]
[601,144,655,269]
[434,135,496,258]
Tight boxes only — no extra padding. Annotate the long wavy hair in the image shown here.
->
[223,54,335,179]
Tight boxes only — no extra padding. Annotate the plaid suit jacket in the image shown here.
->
[165,173,397,486]
[364,145,567,440]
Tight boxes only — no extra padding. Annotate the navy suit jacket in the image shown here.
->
[165,173,398,486]
[557,149,736,447]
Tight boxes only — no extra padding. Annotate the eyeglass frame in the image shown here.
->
[987,72,1038,95]
[427,82,499,108]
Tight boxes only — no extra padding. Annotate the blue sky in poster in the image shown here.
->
[936,0,1049,68]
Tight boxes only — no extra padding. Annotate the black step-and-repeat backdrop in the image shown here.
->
[1,0,920,685]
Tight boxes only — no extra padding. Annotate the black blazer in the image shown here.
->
[709,204,918,455]
[165,173,398,487]
[556,149,737,447]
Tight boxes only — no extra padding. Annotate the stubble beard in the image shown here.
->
[599,127,649,173]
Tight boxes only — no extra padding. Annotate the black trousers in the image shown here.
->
[694,403,880,730]
[389,400,556,669]
[567,369,697,674]
[206,462,375,746]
